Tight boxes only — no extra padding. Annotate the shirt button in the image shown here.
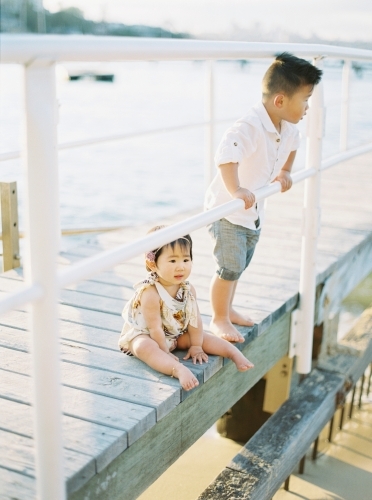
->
[276,138,280,142]
[234,142,238,146]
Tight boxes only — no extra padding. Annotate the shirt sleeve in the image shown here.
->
[214,120,258,166]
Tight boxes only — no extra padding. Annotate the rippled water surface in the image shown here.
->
[1,60,371,230]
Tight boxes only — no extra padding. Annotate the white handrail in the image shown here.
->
[0,117,236,162]
[1,35,372,63]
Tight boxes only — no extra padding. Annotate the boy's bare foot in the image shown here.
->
[210,319,245,343]
[230,350,254,372]
[229,309,255,327]
[173,364,199,391]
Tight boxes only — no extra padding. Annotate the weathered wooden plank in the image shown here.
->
[0,317,119,352]
[0,327,219,399]
[198,309,372,500]
[198,369,344,500]
[0,429,96,495]
[0,398,127,473]
[0,369,156,446]
[0,346,180,420]
[0,467,36,500]
[0,290,123,332]
[69,313,291,500]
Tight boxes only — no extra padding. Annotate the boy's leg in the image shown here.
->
[210,273,245,342]
[229,280,254,327]
[208,218,259,342]
[130,335,198,391]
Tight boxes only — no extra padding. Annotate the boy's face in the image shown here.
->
[281,84,313,124]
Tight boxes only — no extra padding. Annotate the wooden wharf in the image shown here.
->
[0,151,372,499]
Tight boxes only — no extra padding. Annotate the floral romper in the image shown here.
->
[118,272,199,356]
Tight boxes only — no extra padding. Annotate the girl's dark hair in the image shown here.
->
[262,52,323,98]
[145,225,193,272]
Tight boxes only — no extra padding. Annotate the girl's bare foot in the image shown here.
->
[210,319,244,343]
[229,309,254,327]
[173,364,199,391]
[230,350,254,372]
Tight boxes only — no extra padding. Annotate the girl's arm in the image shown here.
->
[141,287,169,353]
[184,285,208,364]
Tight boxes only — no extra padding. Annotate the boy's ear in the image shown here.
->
[273,94,285,108]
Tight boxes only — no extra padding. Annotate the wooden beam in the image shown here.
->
[263,355,293,413]
[0,182,20,272]
[198,309,372,500]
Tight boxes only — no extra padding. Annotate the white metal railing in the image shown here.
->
[1,35,372,500]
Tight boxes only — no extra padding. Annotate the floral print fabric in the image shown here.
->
[118,272,198,355]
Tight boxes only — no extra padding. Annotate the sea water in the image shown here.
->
[1,59,371,231]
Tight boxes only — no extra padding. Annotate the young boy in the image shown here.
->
[205,52,322,342]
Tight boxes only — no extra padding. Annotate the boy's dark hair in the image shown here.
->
[262,52,323,98]
[145,225,193,272]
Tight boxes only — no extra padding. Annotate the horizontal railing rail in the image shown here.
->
[2,35,372,62]
[1,36,371,500]
[0,117,236,162]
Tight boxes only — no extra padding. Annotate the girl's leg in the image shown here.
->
[178,332,253,372]
[130,335,199,391]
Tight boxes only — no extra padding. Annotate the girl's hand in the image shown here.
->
[184,346,208,365]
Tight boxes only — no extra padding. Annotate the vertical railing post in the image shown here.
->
[23,60,65,499]
[205,59,215,190]
[340,60,351,152]
[296,58,325,374]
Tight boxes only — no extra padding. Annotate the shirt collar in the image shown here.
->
[253,101,281,136]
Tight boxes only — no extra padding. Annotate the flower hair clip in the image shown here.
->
[146,251,156,262]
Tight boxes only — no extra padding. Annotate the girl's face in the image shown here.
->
[153,243,192,286]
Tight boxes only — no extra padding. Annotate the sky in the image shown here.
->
[42,0,372,42]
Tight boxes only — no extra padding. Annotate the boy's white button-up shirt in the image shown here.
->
[204,101,300,230]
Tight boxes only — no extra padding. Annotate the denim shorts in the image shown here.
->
[207,218,260,281]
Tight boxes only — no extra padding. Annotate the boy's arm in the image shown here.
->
[141,287,169,353]
[184,285,208,364]
[219,162,256,210]
[274,151,296,192]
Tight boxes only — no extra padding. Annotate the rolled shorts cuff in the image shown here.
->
[216,267,242,281]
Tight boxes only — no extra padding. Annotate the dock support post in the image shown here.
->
[358,374,365,408]
[205,59,215,191]
[23,60,65,499]
[295,58,324,374]
[312,436,319,460]
[0,181,21,272]
[349,385,356,419]
[340,60,351,152]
